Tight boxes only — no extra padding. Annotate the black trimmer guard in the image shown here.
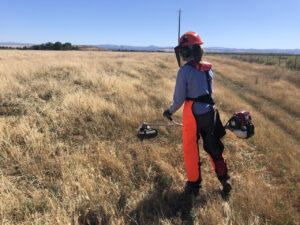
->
[137,123,158,140]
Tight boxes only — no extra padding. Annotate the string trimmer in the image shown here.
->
[137,110,254,140]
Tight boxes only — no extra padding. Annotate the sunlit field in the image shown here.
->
[0,50,299,225]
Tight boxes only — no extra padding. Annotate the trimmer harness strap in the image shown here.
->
[185,93,214,105]
[185,61,215,105]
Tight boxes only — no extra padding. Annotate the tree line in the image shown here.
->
[0,46,14,49]
[24,42,79,50]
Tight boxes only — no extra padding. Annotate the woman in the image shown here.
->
[163,31,231,196]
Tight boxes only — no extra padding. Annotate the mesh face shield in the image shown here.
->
[174,46,183,67]
[174,44,203,67]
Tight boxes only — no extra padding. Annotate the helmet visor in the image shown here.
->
[174,46,183,67]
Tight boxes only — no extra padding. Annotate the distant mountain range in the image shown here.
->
[204,47,300,54]
[0,42,35,47]
[96,44,173,52]
[97,45,300,54]
[1,42,300,54]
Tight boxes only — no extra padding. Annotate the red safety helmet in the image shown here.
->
[175,31,204,67]
[178,31,204,47]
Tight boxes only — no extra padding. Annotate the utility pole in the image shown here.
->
[178,9,181,42]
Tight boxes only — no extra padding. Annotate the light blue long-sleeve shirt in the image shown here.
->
[169,63,214,115]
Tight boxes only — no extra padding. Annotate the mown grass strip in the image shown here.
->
[214,69,300,142]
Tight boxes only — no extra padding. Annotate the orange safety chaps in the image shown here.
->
[182,101,229,182]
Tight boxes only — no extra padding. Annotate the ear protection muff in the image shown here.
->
[192,45,203,62]
[181,46,192,58]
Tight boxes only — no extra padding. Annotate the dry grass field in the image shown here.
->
[0,50,299,225]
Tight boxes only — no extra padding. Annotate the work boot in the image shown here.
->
[221,180,232,194]
[184,180,201,197]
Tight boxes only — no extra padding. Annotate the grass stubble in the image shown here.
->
[0,50,299,224]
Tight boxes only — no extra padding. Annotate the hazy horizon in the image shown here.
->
[1,0,300,49]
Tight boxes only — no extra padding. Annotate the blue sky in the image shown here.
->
[1,0,300,49]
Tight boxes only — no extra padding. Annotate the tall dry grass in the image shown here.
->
[0,50,299,225]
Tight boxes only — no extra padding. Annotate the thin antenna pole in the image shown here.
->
[178,9,181,42]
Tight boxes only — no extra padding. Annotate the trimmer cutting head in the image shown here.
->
[137,123,158,140]
[137,120,182,140]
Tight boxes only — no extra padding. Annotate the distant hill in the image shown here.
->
[77,45,107,51]
[1,42,300,54]
[98,44,300,54]
[0,42,35,46]
[205,47,300,55]
[97,44,173,52]
[0,42,107,51]
[0,42,34,48]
